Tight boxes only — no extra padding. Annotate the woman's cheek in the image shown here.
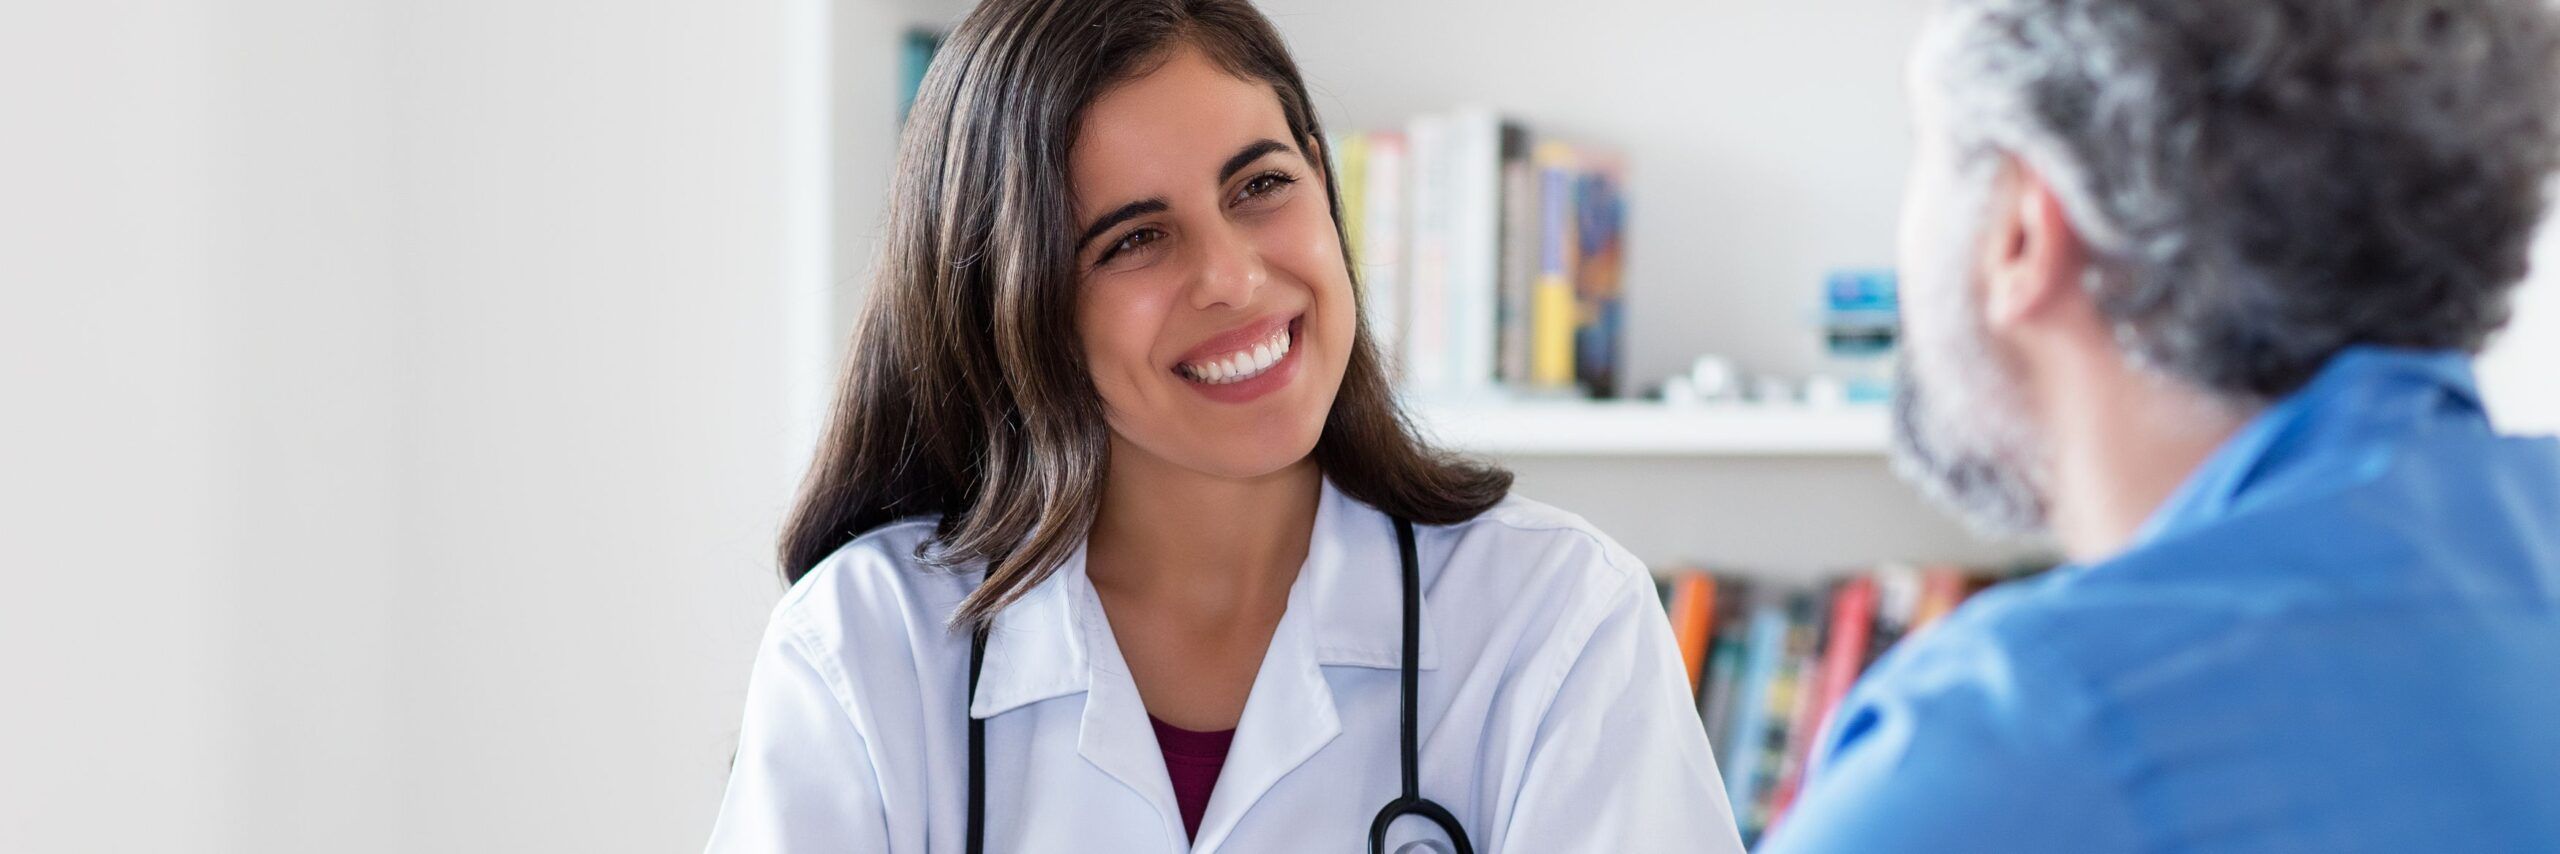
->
[1081,279,1172,397]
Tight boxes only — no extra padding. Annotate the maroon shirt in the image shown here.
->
[1147,715,1235,841]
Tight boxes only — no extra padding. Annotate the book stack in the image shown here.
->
[1655,565,2004,846]
[1330,111,1628,399]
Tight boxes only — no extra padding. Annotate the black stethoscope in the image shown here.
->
[963,517,1475,854]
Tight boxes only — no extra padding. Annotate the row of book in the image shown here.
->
[1653,565,2007,846]
[1329,111,1629,399]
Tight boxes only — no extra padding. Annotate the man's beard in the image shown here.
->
[1889,350,2049,538]
[1887,176,2053,539]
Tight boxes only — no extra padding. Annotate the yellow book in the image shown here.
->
[1335,132,1370,269]
[1529,142,1578,388]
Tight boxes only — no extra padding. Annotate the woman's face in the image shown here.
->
[1068,44,1356,482]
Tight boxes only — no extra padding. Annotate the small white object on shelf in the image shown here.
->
[1407,398,1892,457]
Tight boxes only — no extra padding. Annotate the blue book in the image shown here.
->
[1721,596,1792,818]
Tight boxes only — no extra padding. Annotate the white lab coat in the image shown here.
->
[706,479,1744,853]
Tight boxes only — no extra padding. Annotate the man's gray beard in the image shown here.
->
[1887,315,2052,540]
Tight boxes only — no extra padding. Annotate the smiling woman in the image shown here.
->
[706,1,1744,852]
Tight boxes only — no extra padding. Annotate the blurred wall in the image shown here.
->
[385,1,820,850]
[5,2,240,849]
[4,0,827,851]
[2484,229,2560,433]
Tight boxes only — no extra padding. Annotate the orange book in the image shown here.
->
[1666,571,1719,693]
[1911,565,1970,632]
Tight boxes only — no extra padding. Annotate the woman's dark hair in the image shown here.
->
[781,0,1511,626]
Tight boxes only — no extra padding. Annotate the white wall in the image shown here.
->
[5,1,826,851]
[4,3,233,849]
[2484,224,2560,433]
[385,1,819,849]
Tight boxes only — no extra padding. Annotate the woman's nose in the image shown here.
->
[1187,222,1268,311]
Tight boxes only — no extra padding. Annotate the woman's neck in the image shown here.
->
[1085,443,1323,618]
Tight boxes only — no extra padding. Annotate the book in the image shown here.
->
[1697,575,1756,736]
[1572,156,1628,398]
[1665,571,1720,694]
[1340,112,1626,399]
[1759,587,1827,834]
[1912,564,1972,633]
[1865,563,1924,672]
[1441,108,1509,394]
[1719,590,1792,824]
[1357,132,1408,378]
[1673,565,2016,848]
[1496,125,1539,387]
[1333,133,1369,272]
[1530,143,1579,389]
[1770,575,1879,827]
[1402,115,1452,388]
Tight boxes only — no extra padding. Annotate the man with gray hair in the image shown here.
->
[1761,0,2560,851]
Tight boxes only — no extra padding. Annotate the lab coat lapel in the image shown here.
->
[1188,589,1340,853]
[971,544,1191,844]
[1076,600,1193,846]
[968,547,1091,720]
[1190,480,1434,852]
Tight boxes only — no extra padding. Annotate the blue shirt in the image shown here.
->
[1759,348,2560,853]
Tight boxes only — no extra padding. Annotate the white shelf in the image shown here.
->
[1408,399,1892,457]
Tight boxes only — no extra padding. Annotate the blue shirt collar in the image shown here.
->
[2131,346,2490,546]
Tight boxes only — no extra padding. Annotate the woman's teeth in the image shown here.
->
[1180,325,1291,385]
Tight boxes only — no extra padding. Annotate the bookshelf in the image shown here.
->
[1409,400,1889,457]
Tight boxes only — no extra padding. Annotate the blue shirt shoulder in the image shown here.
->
[1761,350,2560,854]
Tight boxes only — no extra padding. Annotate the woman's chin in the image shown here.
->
[1146,424,1324,482]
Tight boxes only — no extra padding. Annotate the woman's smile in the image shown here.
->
[1173,315,1303,402]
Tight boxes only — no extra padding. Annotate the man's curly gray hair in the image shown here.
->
[1918,0,2560,400]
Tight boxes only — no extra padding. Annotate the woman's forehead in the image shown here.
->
[1070,46,1295,195]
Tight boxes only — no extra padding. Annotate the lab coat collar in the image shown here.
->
[967,475,1440,720]
[964,476,1440,850]
[2131,346,2486,547]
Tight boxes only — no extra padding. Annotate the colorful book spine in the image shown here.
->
[1865,563,1924,672]
[1572,156,1627,398]
[1761,587,1827,832]
[1770,575,1878,827]
[1496,125,1538,387]
[1676,566,2015,848]
[1357,132,1408,378]
[1720,594,1791,823]
[1697,575,1755,733]
[1401,115,1451,388]
[1912,564,1972,632]
[1441,108,1508,393]
[1334,133,1369,272]
[1666,571,1720,694]
[1530,143,1578,389]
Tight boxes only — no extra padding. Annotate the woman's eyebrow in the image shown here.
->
[1075,140,1290,253]
[1077,198,1169,252]
[1217,139,1291,183]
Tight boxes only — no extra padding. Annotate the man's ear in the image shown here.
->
[1981,159,2093,332]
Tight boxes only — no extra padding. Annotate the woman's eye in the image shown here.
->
[1234,171,1297,205]
[1098,227,1163,267]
